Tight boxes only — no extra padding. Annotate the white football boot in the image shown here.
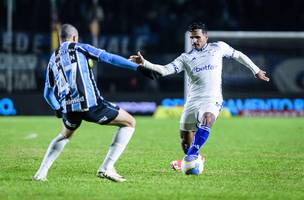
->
[97,167,126,182]
[32,174,48,182]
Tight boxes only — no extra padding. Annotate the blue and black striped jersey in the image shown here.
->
[44,42,139,113]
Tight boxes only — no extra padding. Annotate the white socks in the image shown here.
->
[34,133,69,179]
[99,127,135,172]
[34,127,134,179]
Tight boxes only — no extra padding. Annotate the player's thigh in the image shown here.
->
[197,101,222,127]
[83,100,135,128]
[108,108,135,128]
[83,100,120,125]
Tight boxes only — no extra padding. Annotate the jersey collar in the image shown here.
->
[195,43,208,52]
[189,43,208,54]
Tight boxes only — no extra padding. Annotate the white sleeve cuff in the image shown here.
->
[143,59,175,76]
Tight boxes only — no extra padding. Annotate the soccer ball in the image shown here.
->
[181,155,204,175]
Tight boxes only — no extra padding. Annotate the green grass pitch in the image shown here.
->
[0,116,303,200]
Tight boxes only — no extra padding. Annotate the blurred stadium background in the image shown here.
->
[1,1,304,200]
[0,0,304,117]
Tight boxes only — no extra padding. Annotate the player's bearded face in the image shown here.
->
[190,29,208,50]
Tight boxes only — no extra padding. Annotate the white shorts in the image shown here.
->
[180,100,223,131]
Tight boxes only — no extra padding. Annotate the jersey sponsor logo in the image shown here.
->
[192,64,217,73]
[65,96,85,105]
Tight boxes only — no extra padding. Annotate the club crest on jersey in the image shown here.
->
[192,64,217,73]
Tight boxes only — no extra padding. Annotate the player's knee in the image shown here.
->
[127,116,136,128]
[62,131,74,139]
[61,128,74,139]
[202,112,215,127]
[205,119,212,127]
[131,116,136,128]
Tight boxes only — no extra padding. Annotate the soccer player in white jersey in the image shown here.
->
[130,22,270,171]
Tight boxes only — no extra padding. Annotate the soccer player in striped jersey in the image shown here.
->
[33,24,156,182]
[130,22,270,171]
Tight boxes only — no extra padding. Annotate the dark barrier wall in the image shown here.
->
[0,92,181,116]
[1,31,304,96]
[1,32,304,116]
[0,94,50,115]
[2,95,304,116]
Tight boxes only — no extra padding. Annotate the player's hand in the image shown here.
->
[131,51,161,80]
[129,51,145,65]
[255,70,270,82]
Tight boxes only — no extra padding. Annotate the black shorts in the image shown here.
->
[62,100,120,130]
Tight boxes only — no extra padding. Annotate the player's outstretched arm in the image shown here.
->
[233,50,270,82]
[129,52,176,78]
[76,43,160,79]
[99,51,161,79]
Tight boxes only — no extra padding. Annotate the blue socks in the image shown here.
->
[186,125,210,156]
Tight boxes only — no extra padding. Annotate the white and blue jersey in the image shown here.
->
[44,42,139,113]
[167,42,236,102]
[161,41,260,130]
[165,41,260,102]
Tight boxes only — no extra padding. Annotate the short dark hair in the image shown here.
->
[59,24,78,41]
[188,22,207,33]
